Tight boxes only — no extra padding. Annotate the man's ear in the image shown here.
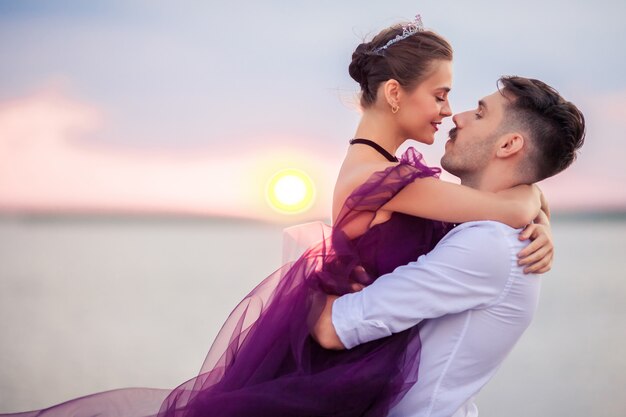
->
[496,133,525,158]
[383,79,401,107]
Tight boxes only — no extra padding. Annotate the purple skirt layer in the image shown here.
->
[2,148,450,417]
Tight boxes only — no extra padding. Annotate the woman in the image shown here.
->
[155,16,551,417]
[2,16,552,417]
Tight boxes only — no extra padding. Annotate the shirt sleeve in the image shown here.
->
[331,222,515,349]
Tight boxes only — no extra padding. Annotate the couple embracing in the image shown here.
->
[3,14,584,417]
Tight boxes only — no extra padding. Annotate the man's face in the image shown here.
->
[441,90,509,179]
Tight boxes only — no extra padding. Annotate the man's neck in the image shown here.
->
[460,166,519,193]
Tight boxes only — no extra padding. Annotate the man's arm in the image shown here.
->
[312,222,514,350]
[310,294,344,350]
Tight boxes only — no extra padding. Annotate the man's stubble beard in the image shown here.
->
[441,131,500,186]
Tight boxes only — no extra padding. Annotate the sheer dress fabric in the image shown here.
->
[2,148,450,417]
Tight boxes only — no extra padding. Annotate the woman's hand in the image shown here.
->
[517,209,554,274]
[496,184,542,227]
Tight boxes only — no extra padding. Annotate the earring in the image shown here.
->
[391,104,399,114]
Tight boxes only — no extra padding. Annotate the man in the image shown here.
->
[312,76,586,417]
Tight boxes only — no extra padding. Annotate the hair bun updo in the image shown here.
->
[348,24,453,108]
[348,43,373,87]
[348,42,384,105]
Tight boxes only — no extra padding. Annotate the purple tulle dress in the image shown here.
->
[2,148,450,417]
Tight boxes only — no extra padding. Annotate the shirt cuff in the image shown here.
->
[331,292,393,349]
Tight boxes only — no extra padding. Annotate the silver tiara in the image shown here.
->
[372,14,425,55]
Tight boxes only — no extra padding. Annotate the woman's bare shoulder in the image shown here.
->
[332,160,396,220]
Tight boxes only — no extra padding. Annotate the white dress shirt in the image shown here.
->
[332,221,542,417]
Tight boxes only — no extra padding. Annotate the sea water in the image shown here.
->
[0,215,624,416]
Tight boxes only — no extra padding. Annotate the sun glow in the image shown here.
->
[266,168,316,214]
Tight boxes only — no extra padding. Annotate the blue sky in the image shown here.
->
[0,0,624,219]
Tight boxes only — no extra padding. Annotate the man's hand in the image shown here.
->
[311,265,367,349]
[350,266,368,292]
[311,294,346,350]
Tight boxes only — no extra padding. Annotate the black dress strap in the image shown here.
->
[349,138,399,162]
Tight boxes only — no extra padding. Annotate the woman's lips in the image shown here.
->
[431,122,439,132]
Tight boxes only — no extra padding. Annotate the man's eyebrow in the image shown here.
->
[478,99,488,111]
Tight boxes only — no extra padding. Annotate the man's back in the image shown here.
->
[332,221,541,417]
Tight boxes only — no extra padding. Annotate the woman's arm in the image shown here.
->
[381,177,541,229]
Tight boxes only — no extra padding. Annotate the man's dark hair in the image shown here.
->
[498,76,586,182]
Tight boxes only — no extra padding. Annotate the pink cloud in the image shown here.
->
[539,173,626,211]
[0,90,337,221]
[537,89,626,210]
[0,88,622,221]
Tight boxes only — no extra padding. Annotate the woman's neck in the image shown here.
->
[353,110,404,156]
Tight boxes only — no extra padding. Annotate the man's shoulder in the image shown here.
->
[445,221,523,248]
[431,221,534,307]
[438,221,525,265]
[450,219,521,233]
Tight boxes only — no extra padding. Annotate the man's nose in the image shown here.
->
[452,113,461,127]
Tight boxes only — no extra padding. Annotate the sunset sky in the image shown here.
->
[1,0,625,222]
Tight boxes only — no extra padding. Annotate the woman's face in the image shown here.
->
[396,60,453,145]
